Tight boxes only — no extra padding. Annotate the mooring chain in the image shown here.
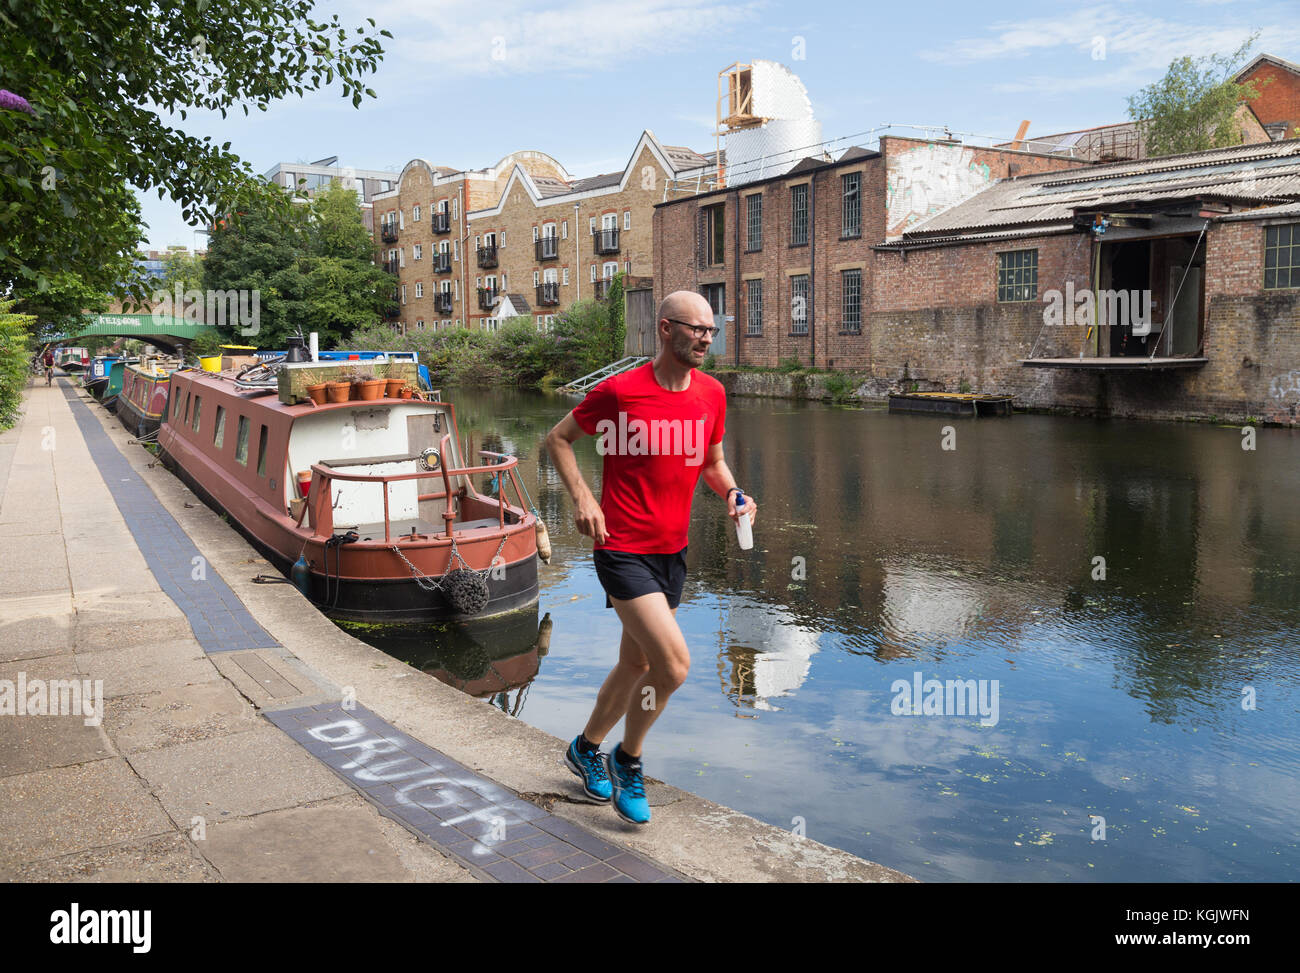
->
[389,532,510,591]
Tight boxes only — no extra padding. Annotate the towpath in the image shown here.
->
[0,376,912,883]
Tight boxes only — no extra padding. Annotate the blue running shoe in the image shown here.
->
[565,737,611,802]
[606,745,650,824]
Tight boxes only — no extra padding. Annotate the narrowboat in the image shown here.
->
[100,358,137,413]
[117,357,184,438]
[156,368,540,623]
[82,356,120,400]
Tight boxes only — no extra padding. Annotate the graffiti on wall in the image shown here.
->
[1268,369,1300,401]
[886,143,993,237]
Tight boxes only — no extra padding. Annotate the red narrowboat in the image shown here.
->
[118,358,182,439]
[157,369,540,622]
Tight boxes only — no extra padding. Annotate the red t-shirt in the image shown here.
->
[572,362,726,554]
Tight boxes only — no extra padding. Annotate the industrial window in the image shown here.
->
[1264,223,1300,289]
[191,395,202,432]
[256,425,268,477]
[842,269,862,333]
[842,172,861,238]
[746,278,763,336]
[234,416,250,466]
[701,203,726,266]
[213,405,226,449]
[791,184,809,246]
[997,249,1038,302]
[746,194,762,251]
[791,275,810,334]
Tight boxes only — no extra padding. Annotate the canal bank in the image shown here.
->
[0,378,912,883]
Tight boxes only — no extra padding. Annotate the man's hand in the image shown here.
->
[727,490,757,527]
[574,492,607,545]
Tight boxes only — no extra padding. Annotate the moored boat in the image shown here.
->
[82,355,120,400]
[100,358,137,413]
[157,366,540,622]
[117,357,184,438]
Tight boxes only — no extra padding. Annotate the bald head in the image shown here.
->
[657,290,713,330]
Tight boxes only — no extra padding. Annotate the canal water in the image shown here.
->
[349,385,1300,882]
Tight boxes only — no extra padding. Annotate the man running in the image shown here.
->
[545,290,757,824]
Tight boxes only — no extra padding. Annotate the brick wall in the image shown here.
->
[1242,63,1300,133]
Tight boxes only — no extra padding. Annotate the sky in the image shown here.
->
[137,0,1300,250]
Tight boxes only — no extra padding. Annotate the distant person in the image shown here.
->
[43,349,54,386]
[545,290,757,824]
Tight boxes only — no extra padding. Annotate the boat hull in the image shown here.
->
[117,365,171,438]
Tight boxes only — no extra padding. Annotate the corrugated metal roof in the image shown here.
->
[1219,199,1300,221]
[905,138,1300,239]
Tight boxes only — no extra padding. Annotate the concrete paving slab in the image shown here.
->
[0,758,173,866]
[0,712,112,778]
[74,639,220,698]
[199,799,469,882]
[128,725,353,825]
[0,832,214,883]
[104,681,260,755]
[0,608,73,661]
[0,561,72,594]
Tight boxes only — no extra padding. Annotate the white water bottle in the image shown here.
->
[734,490,753,550]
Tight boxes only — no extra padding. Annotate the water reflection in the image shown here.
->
[345,387,1300,881]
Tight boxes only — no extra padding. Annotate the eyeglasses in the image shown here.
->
[666,319,720,339]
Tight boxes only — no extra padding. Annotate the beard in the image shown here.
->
[670,326,706,368]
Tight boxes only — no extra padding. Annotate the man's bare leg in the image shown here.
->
[582,606,678,746]
[607,595,689,757]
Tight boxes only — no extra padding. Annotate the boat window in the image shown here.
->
[256,424,269,477]
[191,395,202,432]
[213,405,226,449]
[173,387,183,419]
[234,416,250,466]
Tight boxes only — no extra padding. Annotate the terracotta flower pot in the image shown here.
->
[399,387,413,399]
[325,381,351,403]
[356,378,384,401]
[306,382,329,405]
[384,378,404,398]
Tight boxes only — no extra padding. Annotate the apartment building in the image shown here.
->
[263,157,399,232]
[372,133,718,334]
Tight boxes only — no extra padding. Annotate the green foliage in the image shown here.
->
[11,269,116,343]
[201,184,389,349]
[0,0,390,305]
[158,249,205,296]
[778,355,804,373]
[1127,36,1266,158]
[823,371,858,403]
[0,301,34,429]
[188,331,225,359]
[959,378,972,394]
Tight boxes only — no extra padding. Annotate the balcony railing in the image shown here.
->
[432,252,452,273]
[477,245,498,269]
[434,291,454,313]
[382,259,399,275]
[380,224,398,243]
[477,287,498,310]
[593,227,620,254]
[535,236,560,261]
[384,303,400,319]
[431,211,451,234]
[593,277,617,301]
[536,282,560,306]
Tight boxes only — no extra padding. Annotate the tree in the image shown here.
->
[159,249,206,298]
[1128,36,1269,158]
[0,301,34,430]
[0,1,390,304]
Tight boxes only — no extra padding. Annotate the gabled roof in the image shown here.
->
[1235,53,1300,82]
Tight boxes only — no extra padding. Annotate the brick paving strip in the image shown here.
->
[57,381,686,883]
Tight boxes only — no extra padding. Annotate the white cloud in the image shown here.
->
[359,0,764,77]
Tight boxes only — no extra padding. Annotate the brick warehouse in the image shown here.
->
[871,138,1300,425]
[372,133,718,333]
[653,135,1088,371]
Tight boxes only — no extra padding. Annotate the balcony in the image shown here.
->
[477,287,498,311]
[431,211,451,234]
[381,259,399,276]
[380,223,398,243]
[432,252,452,274]
[384,302,400,320]
[477,244,498,269]
[536,282,560,306]
[593,277,616,301]
[535,236,560,261]
[434,291,454,313]
[593,228,620,255]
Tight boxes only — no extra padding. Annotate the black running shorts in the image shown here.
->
[593,546,688,609]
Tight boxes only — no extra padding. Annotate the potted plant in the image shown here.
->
[351,365,384,401]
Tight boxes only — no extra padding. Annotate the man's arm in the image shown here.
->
[544,411,607,544]
[700,441,757,525]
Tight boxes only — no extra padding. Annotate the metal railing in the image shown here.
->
[434,291,454,313]
[535,236,560,261]
[477,244,498,268]
[477,287,498,310]
[557,355,649,393]
[380,224,398,243]
[536,282,560,306]
[432,252,452,273]
[431,211,451,234]
[305,433,527,544]
[593,228,620,254]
